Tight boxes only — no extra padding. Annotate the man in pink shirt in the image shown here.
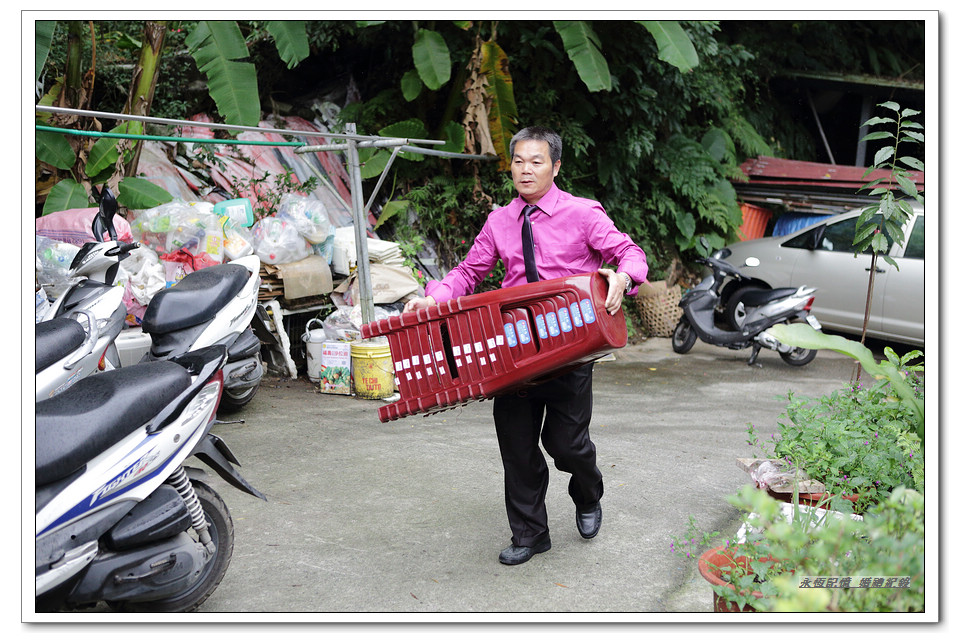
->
[404,127,648,565]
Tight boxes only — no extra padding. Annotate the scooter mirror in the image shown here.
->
[744,256,760,267]
[90,187,120,242]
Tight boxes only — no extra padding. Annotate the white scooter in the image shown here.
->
[38,187,268,410]
[135,253,267,411]
[36,187,134,399]
[35,344,265,612]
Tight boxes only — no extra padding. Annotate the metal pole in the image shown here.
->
[344,123,376,326]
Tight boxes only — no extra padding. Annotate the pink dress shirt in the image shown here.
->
[425,184,648,303]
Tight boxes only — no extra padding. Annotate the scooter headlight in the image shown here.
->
[712,247,732,260]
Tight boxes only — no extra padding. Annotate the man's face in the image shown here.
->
[511,139,560,204]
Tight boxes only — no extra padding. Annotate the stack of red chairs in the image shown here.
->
[360,272,627,423]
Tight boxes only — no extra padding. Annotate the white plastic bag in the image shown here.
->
[251,216,311,265]
[35,236,80,297]
[117,246,165,306]
[131,201,224,263]
[277,194,332,244]
[223,224,254,261]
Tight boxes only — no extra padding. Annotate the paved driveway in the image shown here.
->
[198,338,858,617]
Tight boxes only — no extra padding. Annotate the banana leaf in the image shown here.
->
[186,21,260,126]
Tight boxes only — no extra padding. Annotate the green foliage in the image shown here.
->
[42,179,90,214]
[117,177,174,210]
[85,121,143,178]
[769,382,923,508]
[855,102,925,270]
[767,325,925,434]
[185,21,261,126]
[35,125,76,170]
[479,39,520,167]
[265,21,310,69]
[673,484,925,612]
[412,28,451,91]
[746,335,924,511]
[553,21,612,92]
[228,167,319,221]
[769,487,925,612]
[637,20,700,73]
[36,21,58,82]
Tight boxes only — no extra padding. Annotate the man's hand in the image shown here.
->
[403,295,437,314]
[599,268,629,315]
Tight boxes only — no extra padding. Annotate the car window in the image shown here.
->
[783,217,859,253]
[903,216,924,259]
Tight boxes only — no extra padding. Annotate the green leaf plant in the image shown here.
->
[672,484,924,612]
[852,102,924,356]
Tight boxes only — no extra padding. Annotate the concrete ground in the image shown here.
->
[195,337,860,619]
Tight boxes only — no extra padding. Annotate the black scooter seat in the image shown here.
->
[142,264,248,335]
[737,287,798,307]
[35,360,191,486]
[36,318,86,373]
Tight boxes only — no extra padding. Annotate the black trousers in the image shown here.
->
[492,363,603,547]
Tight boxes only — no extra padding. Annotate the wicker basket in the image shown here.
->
[637,283,683,337]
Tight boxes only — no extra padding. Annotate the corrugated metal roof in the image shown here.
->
[733,156,924,215]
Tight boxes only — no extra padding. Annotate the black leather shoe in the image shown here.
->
[576,503,602,539]
[498,537,552,565]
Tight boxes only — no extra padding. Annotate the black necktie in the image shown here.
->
[521,204,539,283]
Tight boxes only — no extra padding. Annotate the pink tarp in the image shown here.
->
[132,114,362,231]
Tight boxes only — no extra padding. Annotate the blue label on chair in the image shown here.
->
[535,314,548,339]
[580,299,596,324]
[558,307,573,333]
[546,312,560,336]
[516,319,531,344]
[504,323,517,347]
[570,302,583,327]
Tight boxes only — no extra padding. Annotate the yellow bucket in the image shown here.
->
[351,339,395,400]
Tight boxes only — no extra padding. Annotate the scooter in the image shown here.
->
[36,310,123,401]
[36,187,135,399]
[671,254,820,366]
[137,253,268,411]
[35,345,265,612]
[38,186,268,411]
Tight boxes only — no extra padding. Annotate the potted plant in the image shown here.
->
[673,483,925,613]
[745,329,924,514]
[672,485,834,612]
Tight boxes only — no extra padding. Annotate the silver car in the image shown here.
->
[717,206,924,346]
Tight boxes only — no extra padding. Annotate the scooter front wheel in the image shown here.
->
[672,317,698,354]
[111,480,234,612]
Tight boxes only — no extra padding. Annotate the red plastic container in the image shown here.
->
[361,272,627,422]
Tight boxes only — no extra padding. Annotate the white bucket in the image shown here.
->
[303,319,325,383]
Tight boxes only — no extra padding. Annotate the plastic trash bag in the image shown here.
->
[131,201,224,263]
[35,235,80,297]
[223,221,255,261]
[276,193,333,244]
[117,246,165,307]
[251,216,311,265]
[36,207,135,245]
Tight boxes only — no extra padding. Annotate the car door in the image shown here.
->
[781,214,888,336]
[878,214,924,344]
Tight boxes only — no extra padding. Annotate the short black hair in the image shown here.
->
[510,127,562,165]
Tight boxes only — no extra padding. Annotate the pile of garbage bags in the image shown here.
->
[35,193,340,326]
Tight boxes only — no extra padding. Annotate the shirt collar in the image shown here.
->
[513,183,561,219]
